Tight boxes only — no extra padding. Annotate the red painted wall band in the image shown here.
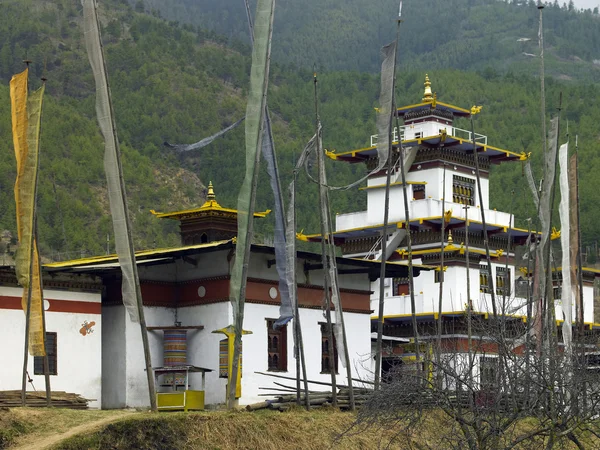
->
[0,296,101,314]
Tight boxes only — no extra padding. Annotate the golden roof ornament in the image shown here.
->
[201,181,221,208]
[422,74,433,102]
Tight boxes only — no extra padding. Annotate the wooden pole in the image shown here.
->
[89,0,156,411]
[229,0,276,408]
[244,0,308,409]
[292,172,310,410]
[19,61,43,407]
[525,218,533,406]
[37,77,51,407]
[313,71,337,407]
[324,197,355,410]
[464,205,473,386]
[435,162,447,388]
[470,111,497,318]
[373,95,394,392]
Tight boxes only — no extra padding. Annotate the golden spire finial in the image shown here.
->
[448,230,454,244]
[423,74,433,102]
[207,181,215,201]
[201,181,221,208]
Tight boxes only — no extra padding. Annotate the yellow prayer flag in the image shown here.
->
[10,69,46,356]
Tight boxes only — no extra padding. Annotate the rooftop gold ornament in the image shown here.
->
[423,74,433,102]
[470,105,483,115]
[201,181,221,208]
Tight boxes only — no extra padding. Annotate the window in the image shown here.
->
[34,332,57,375]
[267,319,287,371]
[414,131,423,139]
[480,356,498,390]
[515,276,529,298]
[479,264,491,293]
[434,268,443,283]
[495,267,511,296]
[453,175,475,206]
[320,323,338,374]
[413,185,426,200]
[553,286,561,300]
[393,278,410,296]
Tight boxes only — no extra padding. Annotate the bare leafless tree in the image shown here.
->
[352,314,600,450]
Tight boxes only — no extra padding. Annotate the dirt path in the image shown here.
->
[11,410,135,450]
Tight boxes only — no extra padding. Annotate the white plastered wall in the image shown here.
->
[0,286,102,408]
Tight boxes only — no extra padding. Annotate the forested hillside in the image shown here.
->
[133,0,600,79]
[0,0,599,261]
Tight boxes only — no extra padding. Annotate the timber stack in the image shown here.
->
[0,391,89,409]
[246,388,372,412]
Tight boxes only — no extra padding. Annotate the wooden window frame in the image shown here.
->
[452,175,475,206]
[480,356,499,391]
[495,267,511,296]
[479,264,492,293]
[320,323,339,374]
[266,319,287,372]
[393,277,410,296]
[34,332,57,376]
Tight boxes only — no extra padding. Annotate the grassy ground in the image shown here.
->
[3,406,600,450]
[54,408,392,450]
[0,408,133,449]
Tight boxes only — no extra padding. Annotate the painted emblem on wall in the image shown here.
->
[80,320,96,336]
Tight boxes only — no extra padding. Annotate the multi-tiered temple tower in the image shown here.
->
[303,75,599,374]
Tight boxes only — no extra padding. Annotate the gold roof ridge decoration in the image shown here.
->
[422,74,433,102]
[150,180,271,220]
[201,181,220,208]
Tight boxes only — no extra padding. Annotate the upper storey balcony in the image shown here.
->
[370,124,488,148]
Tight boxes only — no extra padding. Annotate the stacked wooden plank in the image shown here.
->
[247,388,373,412]
[0,391,89,409]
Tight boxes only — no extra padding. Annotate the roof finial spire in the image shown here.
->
[207,181,215,201]
[423,74,433,102]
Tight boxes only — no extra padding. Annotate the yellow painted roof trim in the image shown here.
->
[360,259,436,270]
[45,239,233,269]
[150,181,271,219]
[414,215,540,235]
[302,214,538,242]
[150,206,271,219]
[397,100,471,115]
[333,134,523,161]
[299,221,405,240]
[359,181,427,191]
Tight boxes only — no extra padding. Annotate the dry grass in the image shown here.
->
[3,406,600,450]
[53,407,411,450]
[0,408,132,449]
